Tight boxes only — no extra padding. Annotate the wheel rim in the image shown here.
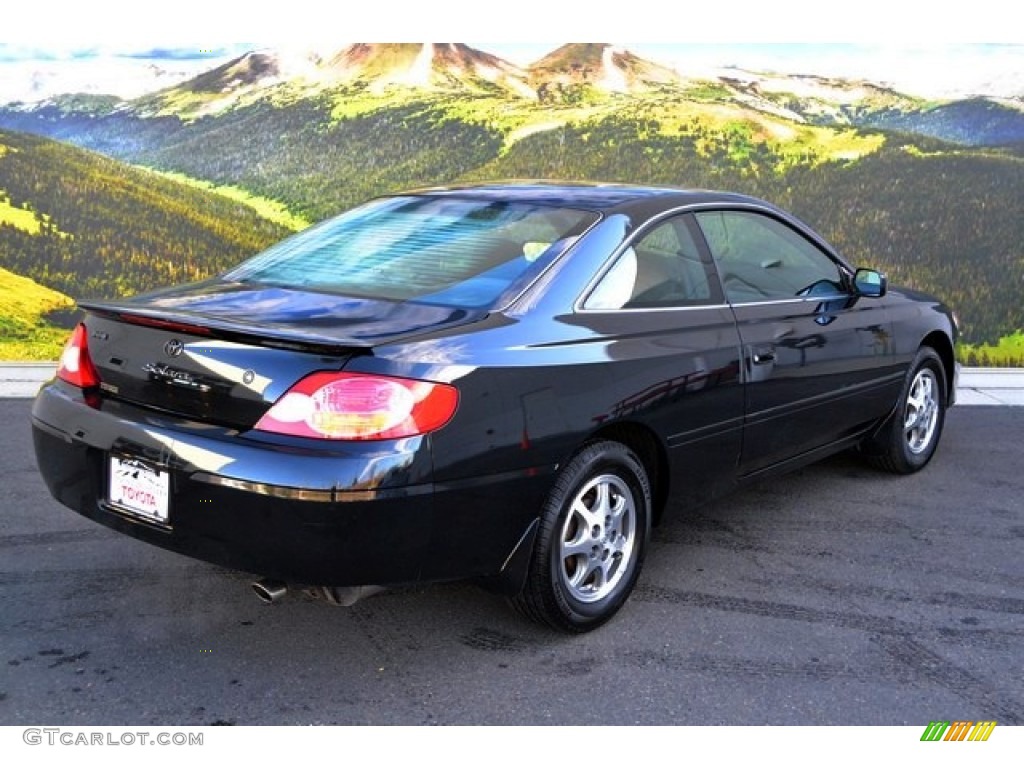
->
[904,368,940,455]
[558,473,637,604]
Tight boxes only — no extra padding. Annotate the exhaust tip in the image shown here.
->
[252,578,287,604]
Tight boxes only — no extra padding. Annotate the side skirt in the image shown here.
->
[737,427,877,484]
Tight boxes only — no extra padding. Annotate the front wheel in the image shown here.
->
[863,346,947,474]
[511,440,651,633]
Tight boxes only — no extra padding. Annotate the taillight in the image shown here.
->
[254,372,458,440]
[57,323,101,390]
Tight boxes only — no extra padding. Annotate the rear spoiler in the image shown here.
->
[78,299,375,355]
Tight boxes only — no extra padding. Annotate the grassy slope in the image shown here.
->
[0,267,74,360]
[0,195,43,234]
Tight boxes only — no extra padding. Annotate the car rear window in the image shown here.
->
[225,196,599,308]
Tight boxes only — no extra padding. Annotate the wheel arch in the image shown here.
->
[588,421,669,525]
[921,330,956,405]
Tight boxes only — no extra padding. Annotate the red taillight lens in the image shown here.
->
[254,372,459,440]
[57,323,101,390]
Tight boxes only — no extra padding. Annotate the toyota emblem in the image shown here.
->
[164,339,184,357]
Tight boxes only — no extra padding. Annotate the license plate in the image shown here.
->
[108,456,170,524]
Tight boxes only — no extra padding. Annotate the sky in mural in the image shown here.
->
[1,0,1020,102]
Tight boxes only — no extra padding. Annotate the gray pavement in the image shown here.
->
[1,399,1022,725]
[3,363,1023,403]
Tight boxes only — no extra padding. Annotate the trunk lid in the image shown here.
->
[80,280,484,429]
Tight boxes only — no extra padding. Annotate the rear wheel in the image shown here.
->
[863,347,947,474]
[511,440,651,633]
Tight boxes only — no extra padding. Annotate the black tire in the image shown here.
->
[863,346,947,474]
[511,440,651,633]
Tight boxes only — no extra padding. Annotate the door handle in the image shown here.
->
[752,349,776,365]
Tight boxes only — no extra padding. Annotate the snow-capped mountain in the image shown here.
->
[134,43,536,116]
[324,43,533,96]
[528,43,684,97]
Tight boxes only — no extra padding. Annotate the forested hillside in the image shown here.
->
[777,145,1024,346]
[134,98,504,221]
[862,99,1024,146]
[0,129,291,301]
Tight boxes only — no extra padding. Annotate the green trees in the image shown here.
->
[0,130,291,301]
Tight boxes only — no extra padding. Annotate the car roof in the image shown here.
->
[396,180,765,215]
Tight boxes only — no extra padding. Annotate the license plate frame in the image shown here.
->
[107,455,170,525]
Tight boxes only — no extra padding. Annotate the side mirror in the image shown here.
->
[854,268,887,298]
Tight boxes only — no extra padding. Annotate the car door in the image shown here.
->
[693,208,896,476]
[578,214,744,506]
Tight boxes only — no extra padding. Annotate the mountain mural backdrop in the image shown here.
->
[0,42,1022,363]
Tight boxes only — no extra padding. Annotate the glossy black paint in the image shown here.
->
[31,182,958,592]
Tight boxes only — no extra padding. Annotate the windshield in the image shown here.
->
[225,196,599,309]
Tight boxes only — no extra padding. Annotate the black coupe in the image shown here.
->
[32,182,958,631]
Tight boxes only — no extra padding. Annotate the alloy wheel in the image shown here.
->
[558,473,637,604]
[904,368,940,455]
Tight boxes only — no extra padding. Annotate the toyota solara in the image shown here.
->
[32,182,958,631]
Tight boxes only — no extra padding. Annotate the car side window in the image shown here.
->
[584,218,716,309]
[694,210,845,303]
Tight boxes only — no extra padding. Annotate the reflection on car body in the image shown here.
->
[32,182,958,632]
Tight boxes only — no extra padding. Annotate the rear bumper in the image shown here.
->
[31,381,549,588]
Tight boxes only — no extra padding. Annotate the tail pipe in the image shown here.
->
[251,578,288,604]
[251,579,383,607]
